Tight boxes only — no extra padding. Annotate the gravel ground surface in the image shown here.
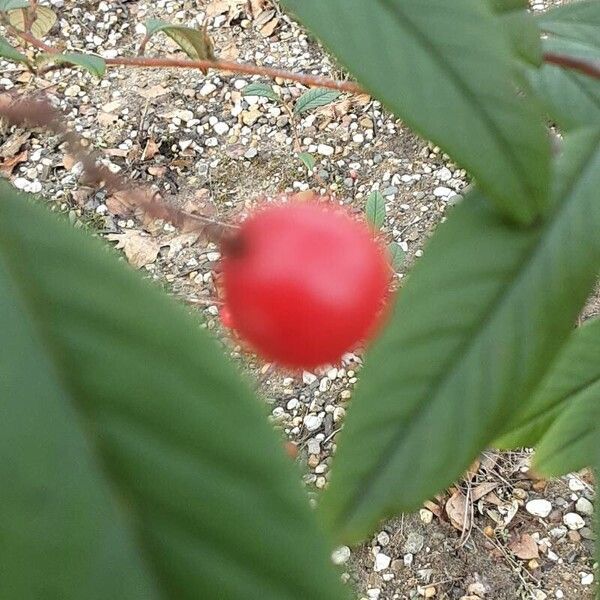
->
[0,1,597,599]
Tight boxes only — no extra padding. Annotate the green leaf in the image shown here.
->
[529,38,600,131]
[496,317,600,451]
[533,373,599,477]
[0,182,346,600]
[321,128,600,543]
[294,88,341,116]
[365,190,386,230]
[0,0,28,11]
[499,11,542,66]
[298,151,316,172]
[8,5,56,38]
[144,19,214,61]
[37,52,106,77]
[281,0,550,225]
[387,242,406,273]
[0,33,27,63]
[487,0,542,66]
[242,82,281,102]
[537,0,600,57]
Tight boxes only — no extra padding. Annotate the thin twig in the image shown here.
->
[0,93,237,244]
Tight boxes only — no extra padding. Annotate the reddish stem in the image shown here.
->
[543,52,600,81]
[106,56,364,94]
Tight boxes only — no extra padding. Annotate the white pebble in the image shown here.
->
[213,122,229,135]
[575,497,594,516]
[303,414,322,431]
[433,186,452,198]
[317,144,334,157]
[200,83,217,96]
[331,545,350,565]
[563,512,585,530]
[374,553,391,572]
[526,499,552,518]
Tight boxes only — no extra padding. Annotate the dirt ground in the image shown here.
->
[0,1,596,599]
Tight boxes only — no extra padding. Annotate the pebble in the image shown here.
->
[580,573,594,585]
[549,526,567,539]
[580,526,595,540]
[331,545,351,565]
[307,439,321,455]
[302,371,317,385]
[568,478,586,492]
[404,532,425,554]
[433,186,452,198]
[374,553,391,571]
[575,497,594,516]
[437,167,452,181]
[526,499,553,518]
[563,512,585,530]
[213,122,229,135]
[199,82,217,96]
[317,144,334,156]
[419,509,434,524]
[303,414,323,431]
[377,531,390,546]
[64,84,81,97]
[466,582,485,597]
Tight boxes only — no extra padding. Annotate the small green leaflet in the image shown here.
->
[294,89,341,115]
[0,0,28,11]
[8,6,56,38]
[365,190,386,230]
[37,53,106,77]
[144,19,214,61]
[0,34,27,64]
[387,242,405,273]
[242,82,281,103]
[298,152,315,172]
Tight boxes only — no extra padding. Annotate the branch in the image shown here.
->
[543,52,600,81]
[105,56,364,94]
[0,93,238,245]
[7,24,363,94]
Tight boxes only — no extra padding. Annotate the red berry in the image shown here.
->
[221,197,391,369]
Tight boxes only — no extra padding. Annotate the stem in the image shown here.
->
[543,52,600,81]
[7,24,363,93]
[106,56,364,94]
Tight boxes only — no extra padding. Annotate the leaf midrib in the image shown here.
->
[337,141,600,529]
[379,0,537,203]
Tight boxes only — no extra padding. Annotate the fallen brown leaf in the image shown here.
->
[259,16,278,37]
[0,131,30,159]
[106,191,135,217]
[106,230,162,268]
[471,481,499,502]
[0,149,27,175]
[509,533,539,560]
[148,165,168,177]
[423,499,443,519]
[142,138,160,161]
[445,491,471,531]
